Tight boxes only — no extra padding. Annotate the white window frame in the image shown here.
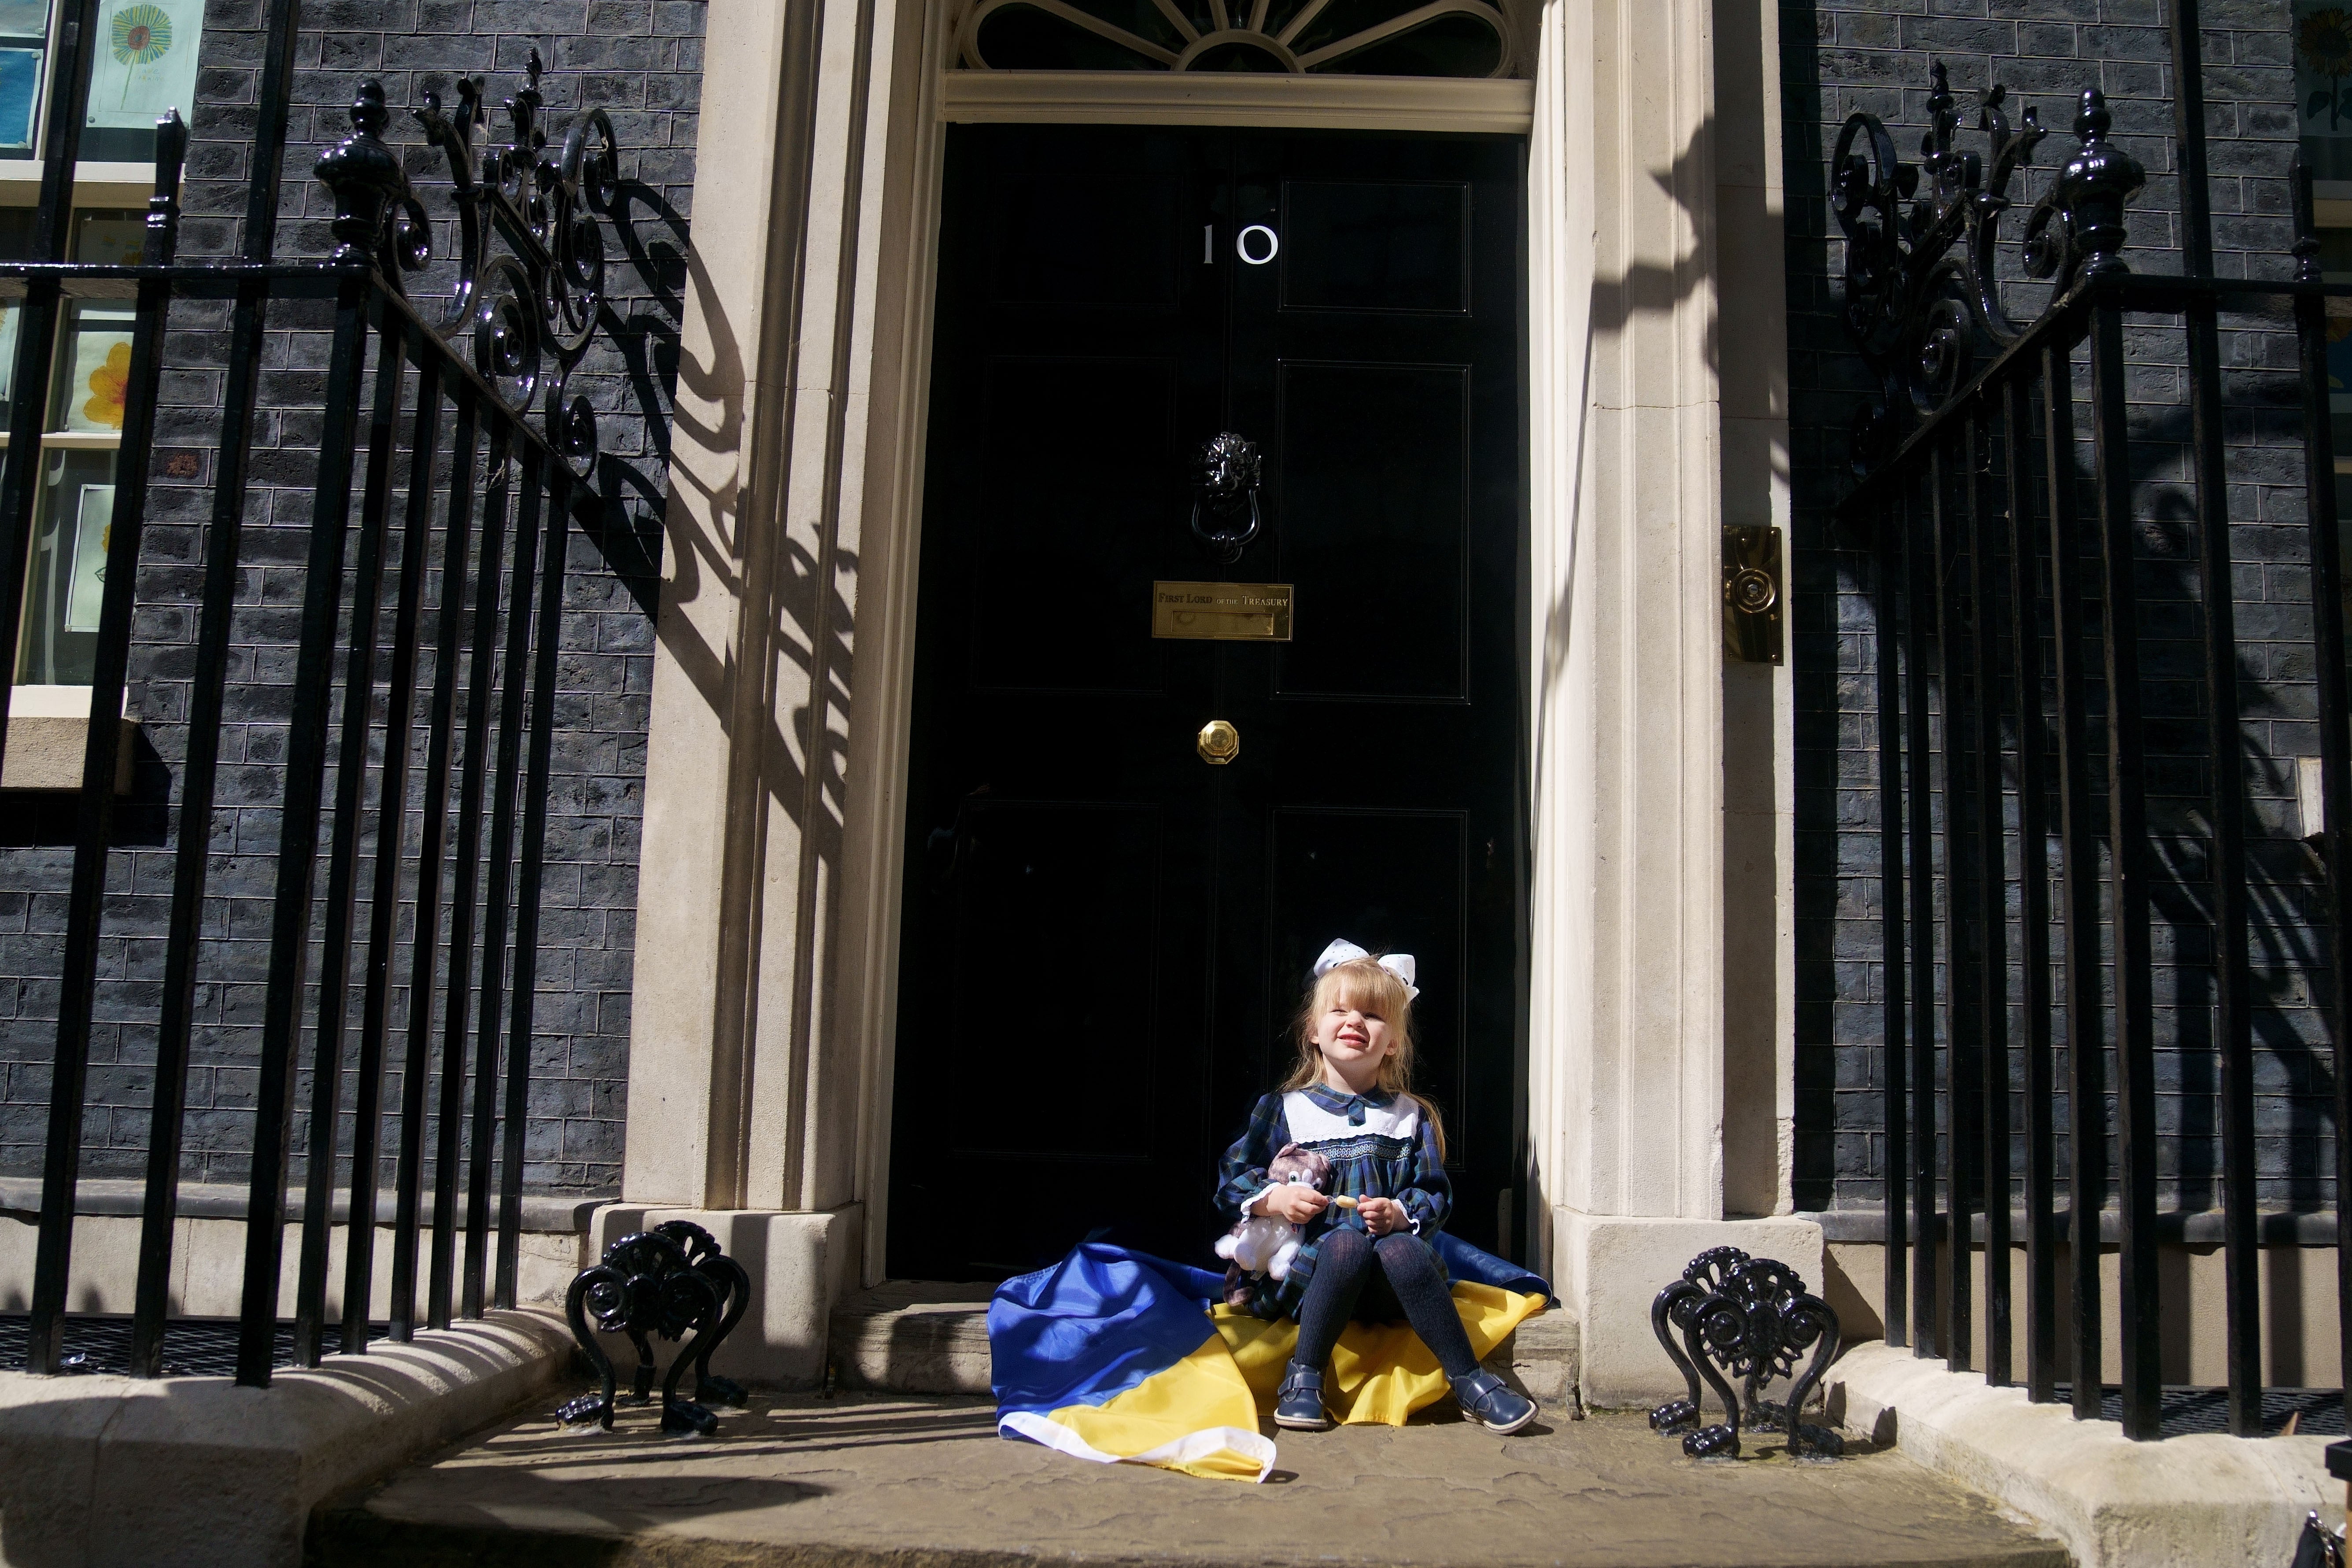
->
[1,0,195,777]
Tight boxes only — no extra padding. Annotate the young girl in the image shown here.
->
[1214,940,1538,1435]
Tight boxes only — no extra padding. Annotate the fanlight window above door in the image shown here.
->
[957,0,1516,77]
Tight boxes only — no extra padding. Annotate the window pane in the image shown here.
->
[2324,230,2352,451]
[82,0,199,162]
[0,210,29,426]
[7,207,138,683]
[13,446,117,684]
[72,209,140,264]
[53,301,132,432]
[41,210,139,430]
[0,1,46,162]
[0,206,135,429]
[2299,2,2352,181]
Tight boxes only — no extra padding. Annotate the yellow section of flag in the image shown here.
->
[1214,1281,1547,1426]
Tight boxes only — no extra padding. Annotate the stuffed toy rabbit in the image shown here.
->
[1216,1143,1335,1299]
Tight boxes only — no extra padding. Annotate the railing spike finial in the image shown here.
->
[2058,85,2145,278]
[2075,82,2111,138]
[506,51,548,165]
[1927,59,1956,157]
[350,76,388,138]
[315,78,430,283]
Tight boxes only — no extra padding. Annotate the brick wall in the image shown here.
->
[0,0,700,1195]
[1781,0,2337,1213]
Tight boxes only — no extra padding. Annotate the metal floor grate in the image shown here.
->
[0,1315,391,1377]
[2051,1383,2345,1438]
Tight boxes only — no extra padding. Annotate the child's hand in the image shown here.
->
[1263,1184,1330,1224]
[1358,1197,1409,1236]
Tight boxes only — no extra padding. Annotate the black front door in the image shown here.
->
[890,124,1525,1281]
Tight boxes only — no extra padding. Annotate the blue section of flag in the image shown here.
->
[989,1242,1224,1416]
[1433,1231,1552,1300]
[989,1235,1553,1424]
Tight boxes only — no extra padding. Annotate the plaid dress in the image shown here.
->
[1213,1083,1451,1320]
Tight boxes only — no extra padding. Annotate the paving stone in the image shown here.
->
[313,1390,2071,1568]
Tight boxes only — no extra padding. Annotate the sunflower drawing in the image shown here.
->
[82,340,128,430]
[108,4,171,66]
[2304,7,2352,128]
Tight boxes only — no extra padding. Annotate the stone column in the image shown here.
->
[618,0,939,1383]
[1525,0,1817,1406]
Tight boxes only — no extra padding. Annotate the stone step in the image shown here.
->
[828,1280,994,1394]
[829,1280,1583,1401]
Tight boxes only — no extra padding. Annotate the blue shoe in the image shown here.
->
[1274,1361,1331,1430]
[1452,1368,1537,1434]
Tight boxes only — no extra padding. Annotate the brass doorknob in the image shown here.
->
[1196,719,1239,765]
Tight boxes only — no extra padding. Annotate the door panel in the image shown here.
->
[893,125,1525,1282]
[1263,808,1469,1144]
[947,801,1163,1156]
[972,355,1179,693]
[986,172,1185,306]
[1278,181,1470,314]
[1272,361,1469,700]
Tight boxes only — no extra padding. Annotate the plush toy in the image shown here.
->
[1217,1143,1335,1305]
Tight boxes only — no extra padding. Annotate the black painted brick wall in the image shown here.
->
[1783,0,2340,1213]
[0,0,701,1195]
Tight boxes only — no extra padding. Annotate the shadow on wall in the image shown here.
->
[587,177,690,623]
[1532,113,1721,819]
[635,0,877,1207]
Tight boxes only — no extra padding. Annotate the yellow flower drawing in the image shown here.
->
[83,340,128,430]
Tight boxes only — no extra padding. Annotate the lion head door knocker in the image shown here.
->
[1191,431,1263,565]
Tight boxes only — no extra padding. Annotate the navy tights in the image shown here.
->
[1291,1227,1479,1380]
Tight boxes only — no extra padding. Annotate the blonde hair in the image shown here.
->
[1281,956,1447,1159]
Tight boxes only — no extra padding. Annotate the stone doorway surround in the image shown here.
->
[624,0,1803,1401]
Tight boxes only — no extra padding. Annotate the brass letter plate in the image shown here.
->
[1152,581,1294,641]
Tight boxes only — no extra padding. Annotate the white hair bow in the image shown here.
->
[1313,938,1418,1000]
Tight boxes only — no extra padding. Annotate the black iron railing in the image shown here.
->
[0,0,617,1387]
[1835,11,2352,1439]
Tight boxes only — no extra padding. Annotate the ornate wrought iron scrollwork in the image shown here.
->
[1832,62,2146,465]
[314,51,620,476]
[1190,431,1263,564]
[557,1221,753,1435]
[1648,1246,1844,1461]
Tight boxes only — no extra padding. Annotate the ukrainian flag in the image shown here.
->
[989,1238,1551,1483]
